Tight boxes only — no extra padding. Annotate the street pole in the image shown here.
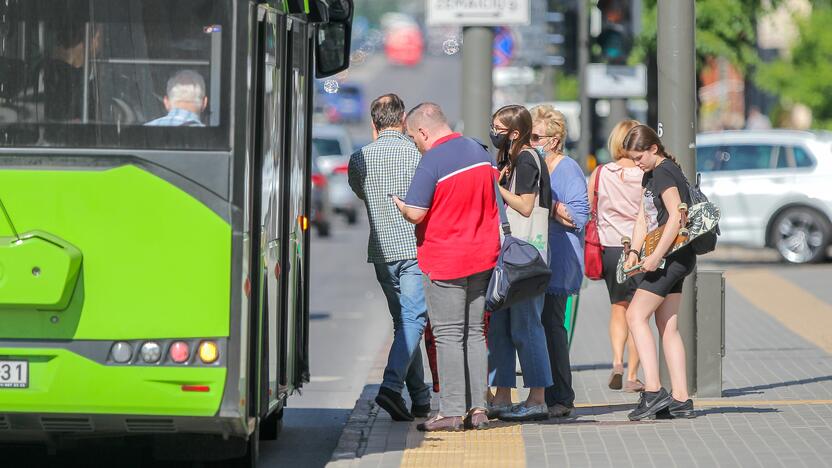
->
[657,0,697,395]
[576,0,590,171]
[462,26,495,146]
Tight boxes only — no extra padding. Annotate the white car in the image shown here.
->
[697,130,832,263]
[312,124,360,224]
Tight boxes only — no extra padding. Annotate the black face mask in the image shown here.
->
[490,128,508,150]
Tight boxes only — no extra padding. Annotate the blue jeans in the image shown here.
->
[373,259,430,406]
[488,293,553,388]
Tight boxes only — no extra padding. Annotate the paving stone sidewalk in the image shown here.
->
[329,272,832,468]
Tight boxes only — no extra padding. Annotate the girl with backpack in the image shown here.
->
[621,125,696,421]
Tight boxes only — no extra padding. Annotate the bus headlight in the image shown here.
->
[198,341,219,364]
[111,342,133,363]
[140,342,162,363]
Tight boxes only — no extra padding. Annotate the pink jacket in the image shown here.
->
[596,163,644,247]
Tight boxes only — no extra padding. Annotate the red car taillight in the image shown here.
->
[311,173,327,187]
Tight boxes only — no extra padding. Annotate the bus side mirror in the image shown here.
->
[315,0,353,78]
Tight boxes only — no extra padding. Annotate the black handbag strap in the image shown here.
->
[493,175,512,237]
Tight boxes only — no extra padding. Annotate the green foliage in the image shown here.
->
[631,0,776,72]
[756,7,832,128]
[554,72,579,101]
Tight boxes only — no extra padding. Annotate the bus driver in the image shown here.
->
[146,70,207,127]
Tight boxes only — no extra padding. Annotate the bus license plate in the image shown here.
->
[0,360,28,388]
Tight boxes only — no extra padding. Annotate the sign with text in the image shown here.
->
[426,0,530,26]
[586,63,647,98]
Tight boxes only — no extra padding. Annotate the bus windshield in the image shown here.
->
[0,0,232,150]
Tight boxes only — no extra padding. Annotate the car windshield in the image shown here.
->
[0,0,232,150]
[313,137,344,156]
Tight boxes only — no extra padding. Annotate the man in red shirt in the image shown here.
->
[392,102,499,431]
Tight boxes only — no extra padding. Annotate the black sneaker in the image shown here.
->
[657,398,695,419]
[375,387,414,421]
[411,402,431,418]
[628,388,672,421]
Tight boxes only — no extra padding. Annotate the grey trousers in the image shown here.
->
[422,269,491,417]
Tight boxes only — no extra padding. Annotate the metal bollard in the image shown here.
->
[695,270,725,398]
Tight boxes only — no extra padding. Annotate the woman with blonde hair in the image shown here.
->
[588,119,644,393]
[529,104,589,418]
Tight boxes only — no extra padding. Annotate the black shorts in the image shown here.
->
[637,249,696,297]
[602,246,641,304]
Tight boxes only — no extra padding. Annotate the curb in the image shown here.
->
[328,339,390,465]
[330,385,381,462]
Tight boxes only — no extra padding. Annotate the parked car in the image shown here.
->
[312,124,360,225]
[697,129,832,263]
[315,81,364,124]
[313,124,354,160]
[381,12,423,67]
[311,155,332,237]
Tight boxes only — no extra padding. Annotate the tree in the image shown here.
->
[631,0,776,73]
[755,7,832,128]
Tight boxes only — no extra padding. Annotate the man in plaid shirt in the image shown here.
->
[348,94,431,422]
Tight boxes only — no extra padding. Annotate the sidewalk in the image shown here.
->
[328,267,832,468]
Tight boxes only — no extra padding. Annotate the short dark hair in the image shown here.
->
[370,94,405,131]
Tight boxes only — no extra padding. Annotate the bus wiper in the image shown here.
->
[0,197,20,241]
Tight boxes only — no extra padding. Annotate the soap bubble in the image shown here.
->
[443,38,460,55]
[323,79,339,94]
[366,29,384,47]
[350,50,367,65]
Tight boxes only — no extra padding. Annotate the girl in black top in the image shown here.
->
[621,125,695,421]
[486,105,553,422]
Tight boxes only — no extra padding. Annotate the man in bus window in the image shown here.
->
[145,70,207,127]
[43,22,102,122]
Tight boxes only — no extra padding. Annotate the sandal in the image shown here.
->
[608,364,624,390]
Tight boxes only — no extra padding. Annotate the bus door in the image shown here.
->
[255,6,287,412]
[281,15,312,391]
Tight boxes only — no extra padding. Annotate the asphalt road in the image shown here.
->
[259,214,391,467]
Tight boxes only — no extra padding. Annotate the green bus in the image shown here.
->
[0,0,353,464]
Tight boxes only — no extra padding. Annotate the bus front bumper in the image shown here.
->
[0,346,243,439]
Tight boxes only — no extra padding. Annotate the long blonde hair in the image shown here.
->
[607,119,640,161]
[529,104,567,153]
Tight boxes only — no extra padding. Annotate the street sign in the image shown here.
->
[493,27,514,67]
[426,0,530,26]
[585,63,647,98]
[493,66,535,87]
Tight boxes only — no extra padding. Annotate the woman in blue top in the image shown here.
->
[530,104,590,418]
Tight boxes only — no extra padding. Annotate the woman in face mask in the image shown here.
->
[529,104,590,418]
[486,104,554,422]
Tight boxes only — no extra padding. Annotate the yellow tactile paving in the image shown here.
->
[727,269,832,353]
[400,423,526,468]
[401,389,526,468]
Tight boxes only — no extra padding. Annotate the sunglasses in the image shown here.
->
[530,134,556,143]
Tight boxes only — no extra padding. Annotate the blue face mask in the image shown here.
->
[534,145,547,156]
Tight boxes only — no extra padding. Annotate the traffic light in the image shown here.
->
[537,0,577,74]
[595,0,632,64]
